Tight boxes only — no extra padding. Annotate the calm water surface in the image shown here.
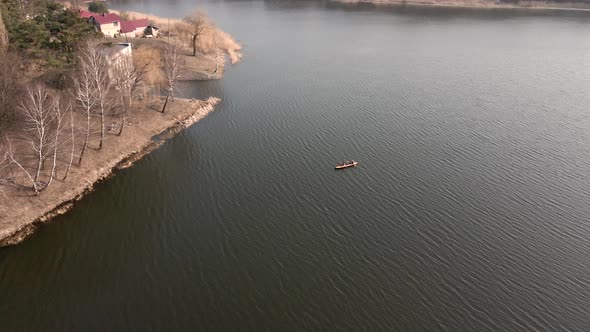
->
[2,1,590,330]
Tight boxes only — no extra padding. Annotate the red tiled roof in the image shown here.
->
[92,13,121,25]
[79,10,93,18]
[79,10,121,24]
[120,19,149,33]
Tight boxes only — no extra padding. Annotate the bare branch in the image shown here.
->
[182,12,209,56]
[46,96,69,188]
[77,39,112,150]
[5,137,38,194]
[62,105,76,181]
[111,54,144,135]
[72,39,113,156]
[161,41,184,113]
[19,85,53,185]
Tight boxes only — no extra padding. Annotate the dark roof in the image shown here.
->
[120,19,149,33]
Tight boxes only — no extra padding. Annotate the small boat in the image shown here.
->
[335,160,358,170]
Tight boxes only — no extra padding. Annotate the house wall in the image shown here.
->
[105,44,133,79]
[100,22,120,37]
[123,27,146,38]
[132,27,146,37]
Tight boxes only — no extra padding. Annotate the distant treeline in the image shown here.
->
[325,0,590,10]
[498,0,590,3]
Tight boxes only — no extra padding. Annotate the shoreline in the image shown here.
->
[110,9,243,64]
[0,97,220,247]
[332,0,590,12]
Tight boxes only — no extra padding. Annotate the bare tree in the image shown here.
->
[111,55,146,135]
[161,41,184,113]
[0,145,10,198]
[209,27,225,78]
[62,106,75,181]
[71,57,97,165]
[183,12,208,56]
[20,85,54,185]
[5,137,39,194]
[0,132,16,182]
[133,45,164,101]
[78,39,112,150]
[0,164,6,199]
[3,88,72,194]
[46,96,69,187]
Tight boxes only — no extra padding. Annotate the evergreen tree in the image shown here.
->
[1,0,99,66]
[88,1,108,14]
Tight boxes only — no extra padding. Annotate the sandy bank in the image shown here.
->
[0,97,220,247]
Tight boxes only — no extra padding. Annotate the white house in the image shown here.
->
[80,10,121,37]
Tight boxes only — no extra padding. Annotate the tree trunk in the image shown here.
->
[116,115,125,136]
[63,110,75,181]
[47,102,64,189]
[7,159,15,179]
[9,152,38,195]
[192,35,197,56]
[161,94,169,114]
[78,108,91,165]
[98,109,104,150]
[47,132,59,188]
[35,147,43,183]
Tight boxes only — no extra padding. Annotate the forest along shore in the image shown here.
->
[0,97,220,247]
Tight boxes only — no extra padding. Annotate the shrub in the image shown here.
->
[88,1,108,14]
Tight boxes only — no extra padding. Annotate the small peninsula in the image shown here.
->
[0,0,241,246]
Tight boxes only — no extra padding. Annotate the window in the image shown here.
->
[113,22,118,26]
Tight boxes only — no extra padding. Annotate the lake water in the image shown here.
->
[3,1,590,330]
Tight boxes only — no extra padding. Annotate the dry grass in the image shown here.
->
[133,43,166,95]
[111,9,243,64]
[131,38,220,83]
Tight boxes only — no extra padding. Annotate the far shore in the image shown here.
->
[332,0,590,12]
[0,97,220,247]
